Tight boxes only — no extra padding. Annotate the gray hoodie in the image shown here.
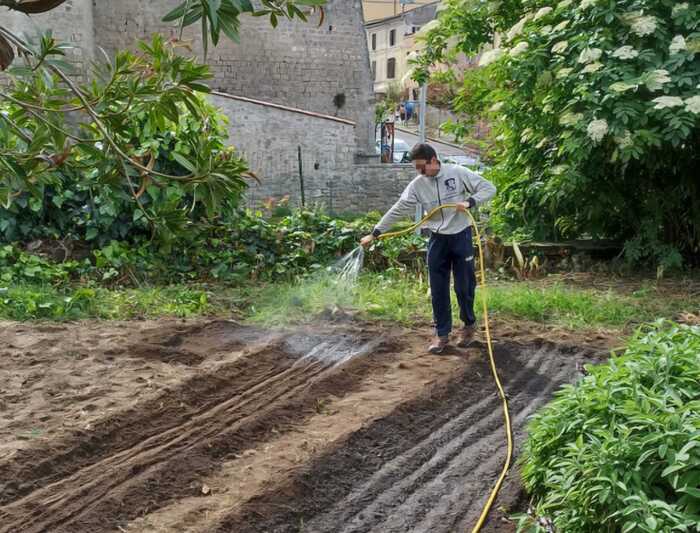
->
[374,163,497,236]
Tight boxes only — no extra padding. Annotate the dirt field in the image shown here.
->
[0,317,606,532]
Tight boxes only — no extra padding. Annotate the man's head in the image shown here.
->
[410,143,440,177]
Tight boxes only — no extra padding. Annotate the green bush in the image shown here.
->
[518,321,700,532]
[0,35,249,247]
[0,208,427,287]
[416,0,700,267]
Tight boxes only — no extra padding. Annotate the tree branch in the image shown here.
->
[0,111,32,143]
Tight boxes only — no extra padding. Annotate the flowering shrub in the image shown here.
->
[417,0,700,267]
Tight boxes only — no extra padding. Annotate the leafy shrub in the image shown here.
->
[0,208,428,287]
[519,321,700,532]
[0,244,87,285]
[0,35,249,247]
[416,0,700,267]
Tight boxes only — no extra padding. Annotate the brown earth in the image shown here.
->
[0,317,609,532]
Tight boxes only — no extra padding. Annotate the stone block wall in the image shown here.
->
[211,93,414,213]
[92,0,376,157]
[1,0,94,82]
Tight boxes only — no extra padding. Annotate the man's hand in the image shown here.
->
[455,202,470,213]
[360,234,375,247]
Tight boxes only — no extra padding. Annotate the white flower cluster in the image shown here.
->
[652,96,684,110]
[557,0,573,10]
[417,19,441,36]
[552,41,568,54]
[578,48,602,63]
[534,7,553,20]
[615,131,633,149]
[479,48,504,66]
[507,14,533,41]
[670,36,687,54]
[629,15,657,37]
[559,112,583,126]
[587,119,608,142]
[556,68,574,79]
[582,62,603,74]
[685,96,700,114]
[609,82,636,93]
[612,46,639,60]
[553,20,570,32]
[551,165,569,175]
[646,69,671,91]
[510,42,529,57]
[673,3,689,17]
[580,0,597,9]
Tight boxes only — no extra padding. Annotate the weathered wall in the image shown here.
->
[1,0,94,82]
[92,0,376,157]
[212,93,414,213]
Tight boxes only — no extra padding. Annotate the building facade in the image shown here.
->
[364,1,439,97]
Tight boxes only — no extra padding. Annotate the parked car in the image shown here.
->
[443,154,491,173]
[375,137,412,163]
[392,138,411,163]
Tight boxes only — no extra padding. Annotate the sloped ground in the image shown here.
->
[0,318,598,532]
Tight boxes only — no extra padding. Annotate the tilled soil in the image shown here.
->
[215,343,583,533]
[0,318,598,533]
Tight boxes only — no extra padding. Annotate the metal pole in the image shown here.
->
[297,145,305,207]
[416,83,428,234]
[418,83,427,143]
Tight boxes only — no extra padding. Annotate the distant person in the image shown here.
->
[399,104,406,125]
[361,143,497,354]
[405,101,415,123]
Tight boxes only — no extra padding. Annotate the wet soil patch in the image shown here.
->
[0,331,399,533]
[216,341,587,533]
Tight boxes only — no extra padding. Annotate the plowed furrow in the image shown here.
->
[0,340,287,506]
[215,343,581,533]
[0,338,384,533]
[311,345,558,532]
[365,363,573,533]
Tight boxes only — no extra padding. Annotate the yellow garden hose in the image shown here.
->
[377,204,513,533]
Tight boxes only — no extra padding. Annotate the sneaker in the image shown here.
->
[428,335,449,354]
[456,325,476,348]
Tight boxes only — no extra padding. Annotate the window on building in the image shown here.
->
[387,58,396,79]
[371,33,376,50]
[371,61,377,81]
[389,29,396,47]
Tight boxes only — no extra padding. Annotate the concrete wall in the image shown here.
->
[212,93,415,213]
[1,0,94,82]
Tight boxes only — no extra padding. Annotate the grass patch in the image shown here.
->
[2,270,694,330]
[245,271,695,332]
[0,284,221,321]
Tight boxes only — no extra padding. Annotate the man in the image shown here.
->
[361,143,496,354]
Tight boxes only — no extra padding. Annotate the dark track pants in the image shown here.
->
[427,228,477,337]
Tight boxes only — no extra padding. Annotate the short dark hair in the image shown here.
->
[409,143,438,162]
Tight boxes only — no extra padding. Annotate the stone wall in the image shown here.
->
[92,0,376,157]
[1,0,94,82]
[317,163,417,214]
[212,93,414,213]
